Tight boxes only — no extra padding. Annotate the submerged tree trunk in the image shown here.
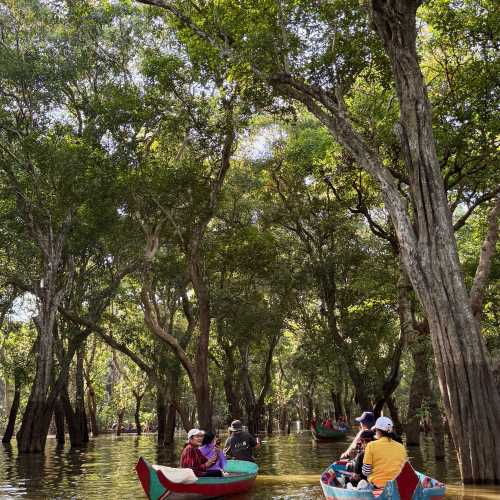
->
[54,397,65,448]
[54,399,65,447]
[86,383,99,437]
[156,388,167,447]
[116,409,125,437]
[134,393,143,436]
[75,348,89,444]
[279,404,287,433]
[2,376,21,444]
[61,386,84,448]
[267,405,274,435]
[16,319,56,453]
[165,402,176,445]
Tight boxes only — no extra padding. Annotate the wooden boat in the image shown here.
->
[136,456,258,499]
[311,424,348,442]
[320,461,445,500]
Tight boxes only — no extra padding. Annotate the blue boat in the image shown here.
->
[320,461,445,500]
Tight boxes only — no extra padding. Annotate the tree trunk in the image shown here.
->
[134,393,143,436]
[175,403,193,433]
[405,332,430,445]
[86,383,99,437]
[428,386,445,460]
[156,389,167,447]
[387,397,403,437]
[223,375,242,422]
[369,1,500,482]
[75,348,89,444]
[267,405,274,435]
[165,402,176,444]
[116,409,124,436]
[2,377,21,444]
[54,397,65,447]
[61,386,84,447]
[16,320,55,453]
[139,0,500,484]
[221,343,243,421]
[330,390,344,421]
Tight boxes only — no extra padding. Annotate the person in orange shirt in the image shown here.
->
[362,416,406,488]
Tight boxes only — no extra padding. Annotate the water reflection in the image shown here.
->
[0,432,499,499]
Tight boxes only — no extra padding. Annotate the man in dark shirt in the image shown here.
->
[224,420,260,462]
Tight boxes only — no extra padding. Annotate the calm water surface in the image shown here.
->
[0,432,499,499]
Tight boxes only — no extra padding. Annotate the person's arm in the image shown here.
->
[249,434,259,448]
[223,437,232,457]
[181,447,214,472]
[340,429,362,458]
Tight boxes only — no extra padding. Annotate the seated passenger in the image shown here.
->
[341,411,375,459]
[199,431,227,474]
[346,430,374,485]
[323,417,334,430]
[180,429,221,477]
[362,417,407,489]
[310,416,318,430]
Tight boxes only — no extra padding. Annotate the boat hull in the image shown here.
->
[311,426,348,442]
[320,462,445,500]
[136,457,258,500]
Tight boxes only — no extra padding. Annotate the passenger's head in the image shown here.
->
[229,420,243,432]
[359,430,375,448]
[355,411,375,430]
[372,416,394,439]
[187,428,204,447]
[202,431,216,446]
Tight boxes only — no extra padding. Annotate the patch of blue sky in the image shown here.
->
[238,124,286,162]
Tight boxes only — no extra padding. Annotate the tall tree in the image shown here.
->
[136,0,500,481]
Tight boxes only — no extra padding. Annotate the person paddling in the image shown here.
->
[224,420,260,462]
[340,411,375,459]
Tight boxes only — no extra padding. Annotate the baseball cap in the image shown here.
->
[355,411,375,427]
[187,428,204,440]
[372,416,393,432]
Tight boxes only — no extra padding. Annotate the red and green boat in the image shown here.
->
[311,424,348,442]
[136,456,258,499]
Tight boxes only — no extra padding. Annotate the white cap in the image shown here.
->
[372,416,393,432]
[187,428,204,440]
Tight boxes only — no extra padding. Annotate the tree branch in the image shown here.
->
[469,195,500,319]
[453,186,500,231]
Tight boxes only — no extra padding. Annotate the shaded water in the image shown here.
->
[0,432,499,499]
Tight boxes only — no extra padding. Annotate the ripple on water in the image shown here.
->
[1,432,500,498]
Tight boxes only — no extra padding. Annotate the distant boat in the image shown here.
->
[136,456,258,499]
[320,460,445,500]
[311,424,348,442]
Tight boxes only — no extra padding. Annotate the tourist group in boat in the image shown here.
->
[136,412,445,499]
[179,419,260,477]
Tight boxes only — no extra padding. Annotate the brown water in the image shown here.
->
[0,431,499,499]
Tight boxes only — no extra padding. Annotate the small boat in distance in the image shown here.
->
[136,456,258,499]
[320,461,445,500]
[311,424,348,442]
